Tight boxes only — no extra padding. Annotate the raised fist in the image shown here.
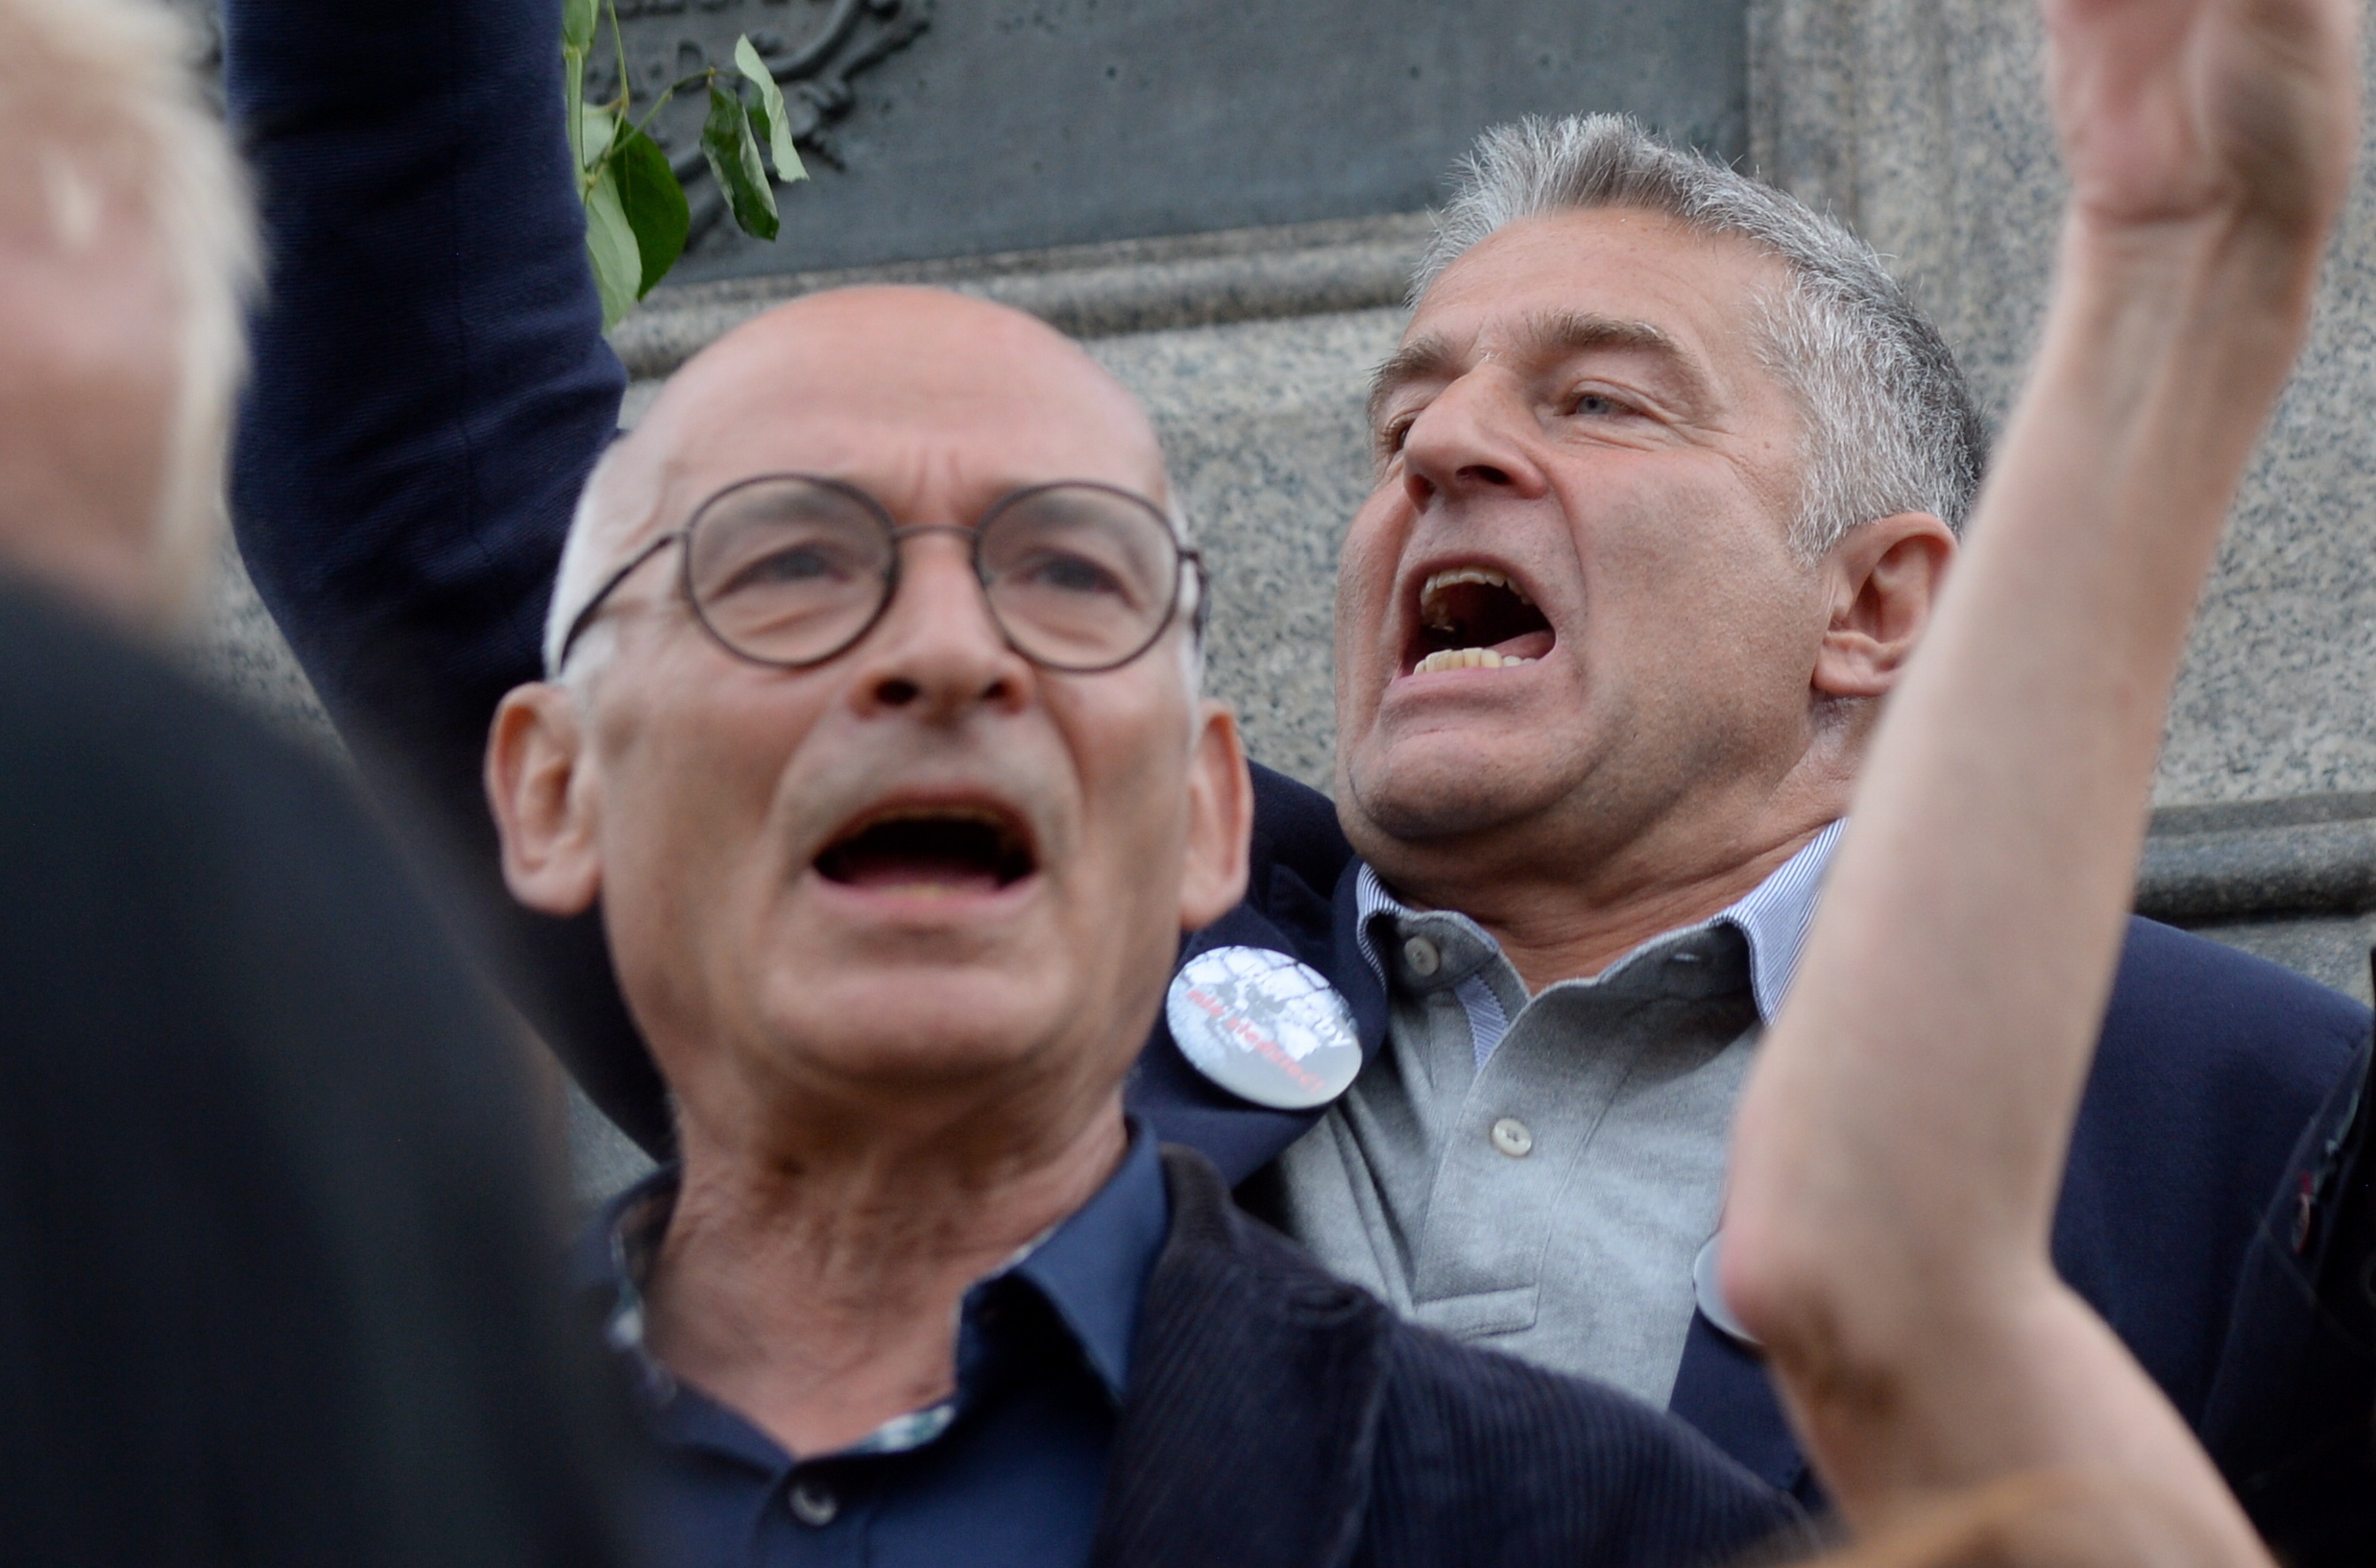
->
[2045,0,2360,248]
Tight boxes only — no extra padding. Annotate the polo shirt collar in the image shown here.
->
[1010,1118,1169,1399]
[1351,818,1845,1025]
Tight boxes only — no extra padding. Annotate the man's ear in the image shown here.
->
[484,683,604,917]
[1177,699,1254,931]
[1812,512,1957,700]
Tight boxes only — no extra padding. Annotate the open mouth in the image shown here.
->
[1409,567,1555,675]
[814,804,1037,895]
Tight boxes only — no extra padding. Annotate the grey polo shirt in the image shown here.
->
[1270,822,1843,1409]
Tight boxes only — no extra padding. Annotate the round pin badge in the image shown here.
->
[1165,946,1363,1111]
[1692,1232,1760,1347]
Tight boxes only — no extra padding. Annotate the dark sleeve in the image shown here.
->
[221,0,672,1152]
[2203,1028,2376,1568]
[1367,1332,1806,1568]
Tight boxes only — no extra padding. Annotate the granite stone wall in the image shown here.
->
[1752,0,2376,808]
[1747,0,2376,997]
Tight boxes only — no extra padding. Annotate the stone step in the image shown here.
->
[609,211,1435,379]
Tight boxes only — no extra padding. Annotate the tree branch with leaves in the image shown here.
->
[564,0,809,326]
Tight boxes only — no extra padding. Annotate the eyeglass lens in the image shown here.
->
[684,478,1183,671]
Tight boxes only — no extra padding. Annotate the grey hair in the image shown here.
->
[545,444,1206,696]
[0,0,257,614]
[1416,114,1985,555]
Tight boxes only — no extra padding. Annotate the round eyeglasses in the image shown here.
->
[553,475,1206,676]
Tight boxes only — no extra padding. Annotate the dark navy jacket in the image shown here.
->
[573,1136,1805,1568]
[1103,1147,1802,1568]
[223,0,2369,1525]
[2201,1022,2375,1566]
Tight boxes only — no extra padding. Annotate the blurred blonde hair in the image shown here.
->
[0,0,255,618]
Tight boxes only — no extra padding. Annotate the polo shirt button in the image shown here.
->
[1403,936,1441,977]
[788,1480,838,1527]
[1491,1117,1534,1158]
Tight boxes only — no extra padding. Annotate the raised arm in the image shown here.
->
[222,0,669,1149]
[1722,0,2360,1547]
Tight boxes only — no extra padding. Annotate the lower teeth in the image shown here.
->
[1414,648,1536,675]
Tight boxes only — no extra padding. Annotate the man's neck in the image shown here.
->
[1484,837,1819,991]
[1377,811,1838,995]
[643,1094,1129,1459]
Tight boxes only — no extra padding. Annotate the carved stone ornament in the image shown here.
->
[586,0,932,247]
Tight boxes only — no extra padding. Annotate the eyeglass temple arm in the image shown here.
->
[550,531,683,675]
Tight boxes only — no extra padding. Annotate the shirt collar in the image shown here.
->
[1352,818,1844,1025]
[1008,1117,1169,1400]
[572,1116,1170,1443]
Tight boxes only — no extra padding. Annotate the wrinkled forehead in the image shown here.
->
[1396,208,1799,411]
[616,299,1172,548]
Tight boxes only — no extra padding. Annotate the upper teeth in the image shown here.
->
[1420,567,1530,630]
[1423,567,1528,600]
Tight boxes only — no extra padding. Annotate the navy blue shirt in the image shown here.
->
[579,1123,1170,1567]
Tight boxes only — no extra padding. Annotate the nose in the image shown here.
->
[845,533,1032,720]
[1399,369,1550,513]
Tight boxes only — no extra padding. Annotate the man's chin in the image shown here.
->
[1342,740,1565,848]
[764,969,1108,1082]
[763,1011,1081,1098]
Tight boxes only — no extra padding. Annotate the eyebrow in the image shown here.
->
[1366,311,1704,432]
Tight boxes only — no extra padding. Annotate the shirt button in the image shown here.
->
[1403,936,1441,977]
[1491,1117,1534,1158]
[788,1480,838,1527]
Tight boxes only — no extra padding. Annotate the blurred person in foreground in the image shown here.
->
[1717,0,2370,1561]
[219,0,2370,1528]
[0,2,636,1563]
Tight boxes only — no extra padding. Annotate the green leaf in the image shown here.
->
[613,128,690,298]
[563,0,597,54]
[734,35,809,184]
[577,103,618,173]
[701,83,779,242]
[584,161,643,329]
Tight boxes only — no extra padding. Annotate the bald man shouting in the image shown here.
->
[472,274,1797,1563]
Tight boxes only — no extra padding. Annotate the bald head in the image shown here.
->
[548,287,1174,675]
